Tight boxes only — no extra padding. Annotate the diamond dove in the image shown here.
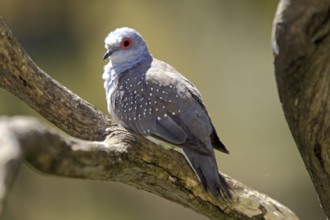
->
[102,27,230,198]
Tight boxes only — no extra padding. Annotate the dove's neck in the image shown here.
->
[103,49,152,79]
[110,50,152,74]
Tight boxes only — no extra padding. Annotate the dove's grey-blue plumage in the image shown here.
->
[102,27,230,197]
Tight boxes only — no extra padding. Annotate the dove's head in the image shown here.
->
[103,27,151,70]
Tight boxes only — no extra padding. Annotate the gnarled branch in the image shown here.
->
[272,0,330,218]
[0,17,297,219]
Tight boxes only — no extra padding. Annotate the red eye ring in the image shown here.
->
[120,38,133,49]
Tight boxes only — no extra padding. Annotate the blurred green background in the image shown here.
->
[0,1,326,219]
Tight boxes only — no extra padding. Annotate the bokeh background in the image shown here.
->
[0,1,326,220]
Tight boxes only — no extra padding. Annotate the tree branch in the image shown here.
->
[0,117,298,220]
[0,17,298,219]
[0,18,111,141]
[272,0,330,218]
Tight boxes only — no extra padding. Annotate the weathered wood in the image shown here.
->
[272,0,330,218]
[0,117,298,220]
[0,18,111,141]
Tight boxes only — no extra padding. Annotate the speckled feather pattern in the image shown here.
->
[107,57,218,154]
[102,27,230,198]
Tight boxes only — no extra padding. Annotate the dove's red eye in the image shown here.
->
[120,38,133,49]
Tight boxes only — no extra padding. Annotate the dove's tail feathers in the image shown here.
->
[182,148,231,198]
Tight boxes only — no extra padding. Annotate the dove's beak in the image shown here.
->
[103,50,111,60]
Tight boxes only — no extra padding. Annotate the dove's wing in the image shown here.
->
[110,59,227,155]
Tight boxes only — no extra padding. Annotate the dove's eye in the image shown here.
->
[120,38,133,50]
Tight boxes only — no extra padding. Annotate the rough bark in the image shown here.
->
[0,17,298,219]
[0,117,298,220]
[0,18,111,141]
[272,0,330,218]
